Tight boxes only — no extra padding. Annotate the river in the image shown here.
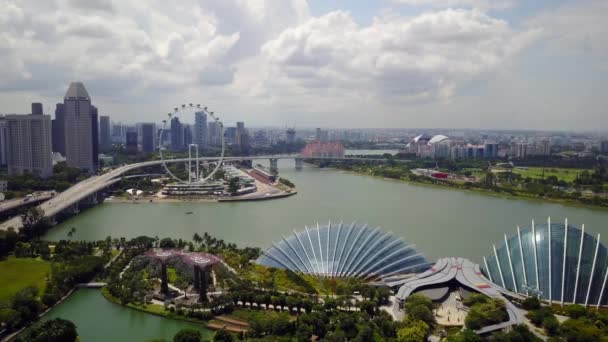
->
[44,159,608,261]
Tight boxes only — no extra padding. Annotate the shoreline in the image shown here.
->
[333,168,608,211]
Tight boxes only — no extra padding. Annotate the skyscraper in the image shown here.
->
[90,105,99,169]
[140,123,156,154]
[208,121,221,146]
[601,141,608,154]
[52,103,65,155]
[126,132,138,154]
[194,111,208,149]
[170,117,183,151]
[63,82,95,172]
[235,121,249,153]
[286,128,296,144]
[183,124,193,147]
[6,114,53,178]
[99,116,111,152]
[0,118,8,166]
[316,128,328,142]
[31,103,43,115]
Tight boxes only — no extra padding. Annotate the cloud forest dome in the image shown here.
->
[256,222,431,279]
[482,218,608,307]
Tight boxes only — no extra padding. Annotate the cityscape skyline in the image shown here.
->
[0,1,607,131]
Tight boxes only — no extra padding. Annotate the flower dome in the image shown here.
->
[482,219,608,307]
[256,222,431,279]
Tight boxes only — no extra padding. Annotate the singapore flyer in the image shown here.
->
[157,103,225,185]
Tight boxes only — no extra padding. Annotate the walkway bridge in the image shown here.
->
[0,154,407,231]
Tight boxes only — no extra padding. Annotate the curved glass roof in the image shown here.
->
[482,219,608,307]
[428,134,449,144]
[256,222,431,279]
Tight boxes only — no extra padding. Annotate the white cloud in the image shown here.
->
[259,8,538,106]
[393,0,518,11]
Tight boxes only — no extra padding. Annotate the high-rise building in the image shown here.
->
[194,111,208,149]
[183,124,193,146]
[63,82,95,172]
[126,131,138,154]
[315,128,328,142]
[0,118,8,166]
[224,126,236,145]
[99,116,111,152]
[539,139,551,156]
[170,117,183,151]
[140,123,156,154]
[286,128,296,144]
[90,105,99,169]
[601,140,608,154]
[235,122,249,153]
[52,103,65,155]
[208,121,221,146]
[111,122,126,144]
[6,114,53,178]
[483,142,498,159]
[31,103,43,115]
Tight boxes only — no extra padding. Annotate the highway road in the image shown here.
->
[0,191,55,214]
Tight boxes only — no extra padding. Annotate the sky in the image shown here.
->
[0,0,607,130]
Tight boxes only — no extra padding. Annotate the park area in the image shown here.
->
[511,167,590,182]
[0,256,50,303]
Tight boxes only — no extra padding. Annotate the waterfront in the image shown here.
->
[44,159,608,261]
[36,289,213,342]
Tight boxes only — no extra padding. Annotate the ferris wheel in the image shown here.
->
[157,104,225,184]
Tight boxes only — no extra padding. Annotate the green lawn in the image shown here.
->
[0,256,51,303]
[512,167,590,182]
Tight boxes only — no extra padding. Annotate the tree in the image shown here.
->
[20,207,50,239]
[160,238,176,249]
[521,296,541,310]
[542,315,560,336]
[173,328,202,342]
[446,329,481,342]
[564,304,587,319]
[227,177,240,195]
[16,318,78,342]
[213,329,234,342]
[397,319,430,342]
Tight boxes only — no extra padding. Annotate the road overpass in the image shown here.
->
[0,154,407,231]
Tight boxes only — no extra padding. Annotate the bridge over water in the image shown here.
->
[0,154,407,231]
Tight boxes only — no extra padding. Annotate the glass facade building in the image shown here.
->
[482,219,608,307]
[256,222,431,279]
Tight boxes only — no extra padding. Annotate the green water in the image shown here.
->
[38,289,213,342]
[44,160,608,261]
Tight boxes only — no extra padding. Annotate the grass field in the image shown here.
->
[512,167,590,182]
[0,256,51,303]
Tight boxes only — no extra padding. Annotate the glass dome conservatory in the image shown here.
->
[256,222,431,279]
[482,218,608,307]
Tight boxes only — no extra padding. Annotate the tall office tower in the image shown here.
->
[224,127,236,144]
[235,122,249,152]
[6,114,53,178]
[52,103,65,155]
[183,124,193,146]
[90,105,99,169]
[315,128,328,142]
[194,111,208,149]
[286,128,296,144]
[31,103,43,115]
[140,123,156,154]
[601,141,608,154]
[111,122,126,144]
[540,139,551,156]
[483,142,498,159]
[0,118,7,166]
[99,116,111,152]
[126,132,138,154]
[170,117,184,151]
[63,82,95,172]
[208,121,221,146]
